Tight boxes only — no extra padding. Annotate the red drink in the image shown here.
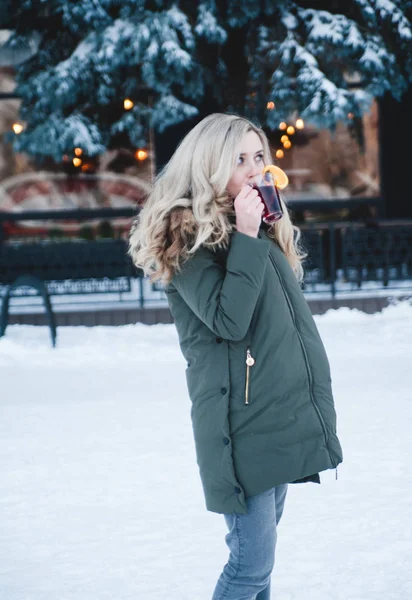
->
[253,179,283,224]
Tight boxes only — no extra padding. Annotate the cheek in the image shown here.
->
[226,172,243,198]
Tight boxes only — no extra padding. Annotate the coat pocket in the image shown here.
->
[244,347,256,405]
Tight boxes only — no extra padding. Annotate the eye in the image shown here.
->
[237,156,244,165]
[255,153,264,162]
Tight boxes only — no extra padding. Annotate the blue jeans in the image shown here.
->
[212,484,288,600]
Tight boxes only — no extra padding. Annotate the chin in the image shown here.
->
[231,186,243,197]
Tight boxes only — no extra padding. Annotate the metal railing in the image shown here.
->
[300,220,412,297]
[1,201,411,313]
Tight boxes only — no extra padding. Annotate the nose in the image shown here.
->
[247,161,261,183]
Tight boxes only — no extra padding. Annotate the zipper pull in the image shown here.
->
[246,349,255,366]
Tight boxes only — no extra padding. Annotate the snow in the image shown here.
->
[55,33,97,78]
[360,38,390,73]
[375,0,412,39]
[304,10,347,44]
[161,41,192,68]
[281,13,298,31]
[1,302,412,599]
[195,6,228,44]
[97,20,139,63]
[167,5,195,49]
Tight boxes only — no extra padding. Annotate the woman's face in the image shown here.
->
[226,130,265,198]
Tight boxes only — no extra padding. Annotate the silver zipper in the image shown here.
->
[245,348,255,405]
[268,252,335,466]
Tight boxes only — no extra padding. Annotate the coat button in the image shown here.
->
[234,486,242,494]
[216,337,223,344]
[220,387,227,395]
[223,437,230,445]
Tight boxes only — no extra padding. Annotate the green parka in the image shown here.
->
[166,223,343,514]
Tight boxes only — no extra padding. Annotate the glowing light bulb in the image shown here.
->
[296,118,304,129]
[279,122,287,130]
[283,140,292,149]
[12,123,23,134]
[280,135,289,144]
[74,147,83,157]
[348,112,354,119]
[266,101,275,110]
[135,149,148,161]
[275,149,284,159]
[124,98,134,110]
[73,157,82,167]
[286,126,295,135]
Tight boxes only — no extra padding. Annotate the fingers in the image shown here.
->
[233,185,265,237]
[235,186,263,211]
[245,198,263,213]
[236,184,258,202]
[235,185,259,207]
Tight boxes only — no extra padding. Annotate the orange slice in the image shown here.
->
[263,164,289,189]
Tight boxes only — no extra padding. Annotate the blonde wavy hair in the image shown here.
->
[128,113,307,284]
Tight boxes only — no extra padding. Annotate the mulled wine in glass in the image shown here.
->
[253,171,283,224]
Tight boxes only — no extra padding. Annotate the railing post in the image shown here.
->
[139,277,145,309]
[329,222,337,298]
[319,227,325,291]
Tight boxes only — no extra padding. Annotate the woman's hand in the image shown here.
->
[234,184,264,238]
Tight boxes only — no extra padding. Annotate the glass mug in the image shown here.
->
[252,171,283,224]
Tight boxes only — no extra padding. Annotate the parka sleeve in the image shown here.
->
[169,231,271,341]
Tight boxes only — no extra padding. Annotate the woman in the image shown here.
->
[129,113,343,600]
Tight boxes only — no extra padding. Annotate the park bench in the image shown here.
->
[0,238,141,347]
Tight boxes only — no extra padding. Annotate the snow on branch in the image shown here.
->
[151,94,198,132]
[303,9,364,51]
[14,113,106,161]
[374,0,412,40]
[195,3,227,43]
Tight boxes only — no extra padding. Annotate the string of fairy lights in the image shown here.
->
[10,98,353,167]
[266,100,305,159]
[9,97,149,170]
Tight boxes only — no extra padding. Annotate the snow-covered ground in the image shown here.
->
[1,301,412,600]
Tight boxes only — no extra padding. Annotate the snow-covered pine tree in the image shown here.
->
[1,0,411,162]
[246,0,412,131]
[1,1,204,162]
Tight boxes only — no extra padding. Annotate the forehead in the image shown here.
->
[237,130,263,154]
